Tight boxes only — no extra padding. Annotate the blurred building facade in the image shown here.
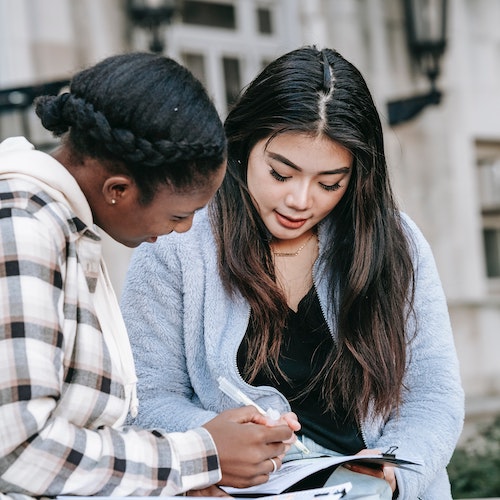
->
[1,0,499,439]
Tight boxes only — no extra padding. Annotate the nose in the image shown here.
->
[285,182,312,211]
[173,215,195,234]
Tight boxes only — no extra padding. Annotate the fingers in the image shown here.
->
[249,409,300,447]
[267,456,282,474]
[218,405,266,423]
[186,486,230,497]
[218,406,301,434]
[203,413,291,488]
[382,466,397,493]
[344,462,384,478]
[345,463,397,494]
[280,412,301,432]
[262,411,301,434]
[350,448,397,493]
[356,448,382,456]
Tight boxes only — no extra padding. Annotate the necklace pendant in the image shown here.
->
[274,250,300,257]
[272,231,316,257]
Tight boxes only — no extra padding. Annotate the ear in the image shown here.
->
[102,175,135,206]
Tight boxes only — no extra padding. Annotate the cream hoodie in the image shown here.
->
[0,136,138,423]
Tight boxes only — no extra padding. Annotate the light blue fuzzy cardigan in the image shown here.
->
[121,209,464,500]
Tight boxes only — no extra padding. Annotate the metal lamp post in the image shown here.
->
[387,0,448,126]
[126,0,179,53]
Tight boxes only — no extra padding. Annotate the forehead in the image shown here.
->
[150,165,226,213]
[263,132,353,165]
[150,184,207,213]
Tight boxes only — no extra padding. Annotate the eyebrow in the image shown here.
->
[174,206,204,218]
[267,151,351,175]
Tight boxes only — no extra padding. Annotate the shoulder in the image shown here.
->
[0,179,70,244]
[399,211,425,241]
[398,211,434,261]
[398,213,447,304]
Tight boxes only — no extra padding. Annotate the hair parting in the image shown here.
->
[210,45,415,421]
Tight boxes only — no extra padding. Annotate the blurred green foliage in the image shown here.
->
[448,415,500,498]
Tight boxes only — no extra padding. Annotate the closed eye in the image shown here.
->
[171,208,202,222]
[320,182,342,192]
[270,169,289,182]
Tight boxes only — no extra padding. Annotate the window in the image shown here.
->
[476,141,500,292]
[181,52,207,87]
[181,1,236,29]
[222,56,241,108]
[167,0,300,115]
[478,157,500,212]
[484,226,500,278]
[257,7,273,34]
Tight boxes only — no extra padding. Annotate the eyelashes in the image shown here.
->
[321,182,342,192]
[269,168,342,191]
[270,169,288,182]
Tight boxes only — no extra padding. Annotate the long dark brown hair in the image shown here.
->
[209,46,415,421]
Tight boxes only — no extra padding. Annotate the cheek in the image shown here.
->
[129,208,162,234]
[317,191,347,215]
[253,183,281,213]
[246,169,259,196]
[247,171,267,202]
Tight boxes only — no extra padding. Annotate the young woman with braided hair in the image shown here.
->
[0,52,298,499]
[122,47,464,499]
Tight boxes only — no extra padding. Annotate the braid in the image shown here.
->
[35,93,71,135]
[34,52,226,199]
[37,94,213,166]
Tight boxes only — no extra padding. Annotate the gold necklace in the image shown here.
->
[272,232,316,257]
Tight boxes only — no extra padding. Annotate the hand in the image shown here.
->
[186,485,230,497]
[203,406,294,488]
[344,448,397,494]
[264,411,301,446]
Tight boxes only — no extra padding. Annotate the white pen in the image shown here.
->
[217,375,311,454]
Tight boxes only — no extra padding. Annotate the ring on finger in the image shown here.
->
[269,458,278,474]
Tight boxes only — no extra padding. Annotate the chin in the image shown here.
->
[125,241,142,248]
[113,238,141,248]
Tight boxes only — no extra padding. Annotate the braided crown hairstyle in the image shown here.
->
[211,46,415,421]
[35,52,226,203]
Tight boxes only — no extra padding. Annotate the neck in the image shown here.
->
[271,229,316,257]
[51,145,108,220]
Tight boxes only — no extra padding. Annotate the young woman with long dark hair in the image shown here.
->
[122,46,464,499]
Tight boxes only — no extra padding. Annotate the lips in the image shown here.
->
[275,211,307,229]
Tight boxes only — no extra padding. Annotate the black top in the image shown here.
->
[237,287,364,455]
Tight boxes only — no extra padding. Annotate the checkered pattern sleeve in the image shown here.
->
[0,189,220,497]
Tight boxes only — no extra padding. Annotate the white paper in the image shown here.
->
[261,481,352,500]
[56,482,352,500]
[222,453,421,496]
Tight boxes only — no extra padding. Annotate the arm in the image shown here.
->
[0,214,220,496]
[121,229,301,485]
[366,217,465,499]
[0,212,295,496]
[121,236,220,431]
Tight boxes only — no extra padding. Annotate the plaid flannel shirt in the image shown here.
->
[0,144,220,498]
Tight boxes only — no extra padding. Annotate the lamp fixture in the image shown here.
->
[387,0,448,126]
[126,0,179,53]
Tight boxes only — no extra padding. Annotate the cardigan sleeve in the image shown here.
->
[121,234,220,432]
[0,201,221,497]
[365,214,465,499]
